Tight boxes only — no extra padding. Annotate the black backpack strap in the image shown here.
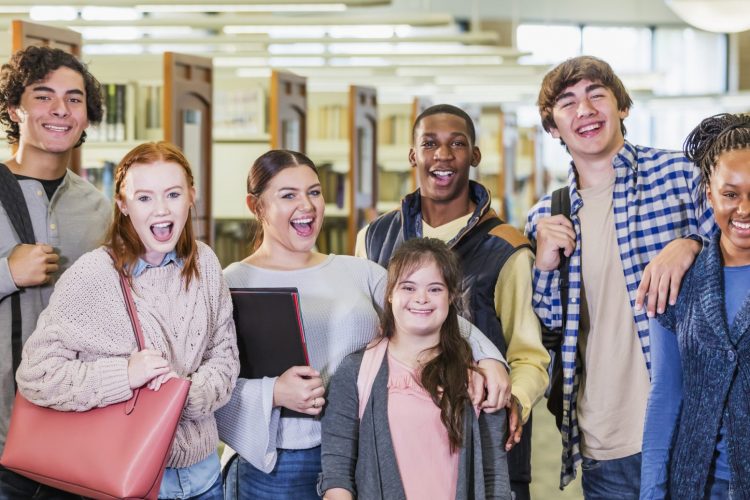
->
[545,186,572,431]
[0,164,35,244]
[0,163,36,391]
[551,187,571,325]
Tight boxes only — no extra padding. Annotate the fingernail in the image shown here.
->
[658,308,664,314]
[647,311,654,318]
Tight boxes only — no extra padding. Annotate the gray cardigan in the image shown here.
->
[319,348,511,499]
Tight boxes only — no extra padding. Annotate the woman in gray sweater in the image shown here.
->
[216,150,511,499]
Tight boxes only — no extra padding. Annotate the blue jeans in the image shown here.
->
[160,471,223,500]
[706,475,733,499]
[0,465,84,500]
[581,453,640,500]
[224,447,321,500]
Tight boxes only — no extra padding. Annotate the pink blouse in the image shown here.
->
[386,352,459,500]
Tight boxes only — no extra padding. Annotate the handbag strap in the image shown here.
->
[118,272,146,351]
[117,271,147,414]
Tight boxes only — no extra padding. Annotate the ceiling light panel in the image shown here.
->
[137,3,347,13]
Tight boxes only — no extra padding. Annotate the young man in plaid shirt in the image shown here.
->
[525,56,715,497]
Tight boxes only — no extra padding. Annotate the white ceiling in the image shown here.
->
[0,0,694,104]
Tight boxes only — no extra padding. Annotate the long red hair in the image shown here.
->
[104,141,199,287]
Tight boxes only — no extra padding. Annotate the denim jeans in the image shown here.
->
[224,447,321,500]
[160,470,223,500]
[706,475,733,500]
[581,453,641,500]
[0,466,84,500]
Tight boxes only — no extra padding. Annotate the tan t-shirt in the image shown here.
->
[576,173,651,461]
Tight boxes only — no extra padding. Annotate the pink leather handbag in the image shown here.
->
[0,272,191,499]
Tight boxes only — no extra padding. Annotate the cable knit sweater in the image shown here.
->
[15,242,240,468]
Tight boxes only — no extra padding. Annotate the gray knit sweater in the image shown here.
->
[320,348,511,499]
[16,242,240,468]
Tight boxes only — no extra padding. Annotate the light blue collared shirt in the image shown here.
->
[131,250,182,277]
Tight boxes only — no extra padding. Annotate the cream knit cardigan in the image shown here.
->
[16,242,240,468]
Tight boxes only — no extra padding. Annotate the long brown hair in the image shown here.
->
[246,149,318,252]
[381,237,476,452]
[104,141,199,287]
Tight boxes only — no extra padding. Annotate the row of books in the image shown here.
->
[88,84,129,143]
[79,161,115,200]
[317,163,347,209]
[379,113,412,146]
[309,104,349,140]
[214,88,266,139]
[86,83,161,143]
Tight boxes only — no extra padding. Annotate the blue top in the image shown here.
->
[641,263,750,499]
[131,250,181,277]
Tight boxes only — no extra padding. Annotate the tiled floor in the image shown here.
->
[529,407,584,499]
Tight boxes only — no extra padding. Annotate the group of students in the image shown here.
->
[0,43,747,500]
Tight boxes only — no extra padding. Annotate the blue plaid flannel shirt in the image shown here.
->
[524,141,716,489]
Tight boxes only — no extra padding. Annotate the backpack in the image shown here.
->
[540,187,571,431]
[0,164,35,392]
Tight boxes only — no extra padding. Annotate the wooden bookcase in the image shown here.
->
[163,52,214,244]
[347,85,378,254]
[270,70,307,152]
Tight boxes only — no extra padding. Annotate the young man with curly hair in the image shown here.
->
[0,46,110,498]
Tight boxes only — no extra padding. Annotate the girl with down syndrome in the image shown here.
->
[320,237,511,500]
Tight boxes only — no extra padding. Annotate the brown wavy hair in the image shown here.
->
[104,141,199,287]
[0,45,103,147]
[381,237,477,452]
[246,149,318,252]
[537,55,633,139]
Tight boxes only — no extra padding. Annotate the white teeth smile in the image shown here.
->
[432,171,454,178]
[732,220,750,230]
[44,125,70,132]
[292,218,313,224]
[152,222,171,228]
[577,123,601,133]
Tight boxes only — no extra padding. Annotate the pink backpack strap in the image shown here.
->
[357,338,389,419]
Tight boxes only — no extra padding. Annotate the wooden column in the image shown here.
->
[347,85,378,254]
[270,70,307,153]
[163,52,213,244]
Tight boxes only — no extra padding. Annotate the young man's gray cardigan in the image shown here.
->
[319,348,511,499]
